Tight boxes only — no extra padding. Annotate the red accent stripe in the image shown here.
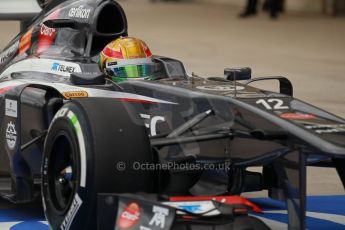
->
[103,46,124,59]
[0,86,15,94]
[169,195,262,213]
[280,113,316,120]
[119,98,157,104]
[144,47,152,57]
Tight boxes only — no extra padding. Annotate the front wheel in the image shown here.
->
[42,98,154,230]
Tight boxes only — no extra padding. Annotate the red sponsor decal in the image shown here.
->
[170,195,262,213]
[36,24,57,54]
[280,113,316,120]
[118,203,141,229]
[36,10,60,54]
[19,28,34,55]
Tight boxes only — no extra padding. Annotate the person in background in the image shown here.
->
[239,0,284,19]
[239,0,258,18]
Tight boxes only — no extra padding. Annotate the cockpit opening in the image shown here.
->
[90,1,128,56]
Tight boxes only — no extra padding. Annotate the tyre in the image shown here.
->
[41,98,154,230]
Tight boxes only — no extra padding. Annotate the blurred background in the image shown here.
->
[0,0,344,195]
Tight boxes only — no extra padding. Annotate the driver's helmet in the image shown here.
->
[99,37,154,82]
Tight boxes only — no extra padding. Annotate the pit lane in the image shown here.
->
[0,196,344,229]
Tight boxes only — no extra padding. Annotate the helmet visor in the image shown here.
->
[106,64,155,80]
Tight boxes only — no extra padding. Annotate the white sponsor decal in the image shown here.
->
[305,124,345,134]
[68,6,91,19]
[0,59,82,78]
[0,40,19,64]
[40,24,56,37]
[61,194,83,230]
[140,226,151,230]
[149,206,169,228]
[164,201,220,216]
[5,121,17,150]
[51,62,76,74]
[140,114,166,136]
[256,98,289,110]
[53,108,69,122]
[196,85,245,91]
[121,209,140,222]
[5,99,18,118]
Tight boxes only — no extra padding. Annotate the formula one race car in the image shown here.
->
[0,0,344,229]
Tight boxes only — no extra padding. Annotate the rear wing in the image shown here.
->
[0,0,41,30]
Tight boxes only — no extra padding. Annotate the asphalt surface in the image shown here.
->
[0,196,344,229]
[0,0,344,195]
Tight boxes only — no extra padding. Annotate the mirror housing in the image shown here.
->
[224,67,251,81]
[245,76,293,96]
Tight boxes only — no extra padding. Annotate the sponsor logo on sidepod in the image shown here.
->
[68,6,91,19]
[5,99,18,118]
[5,122,17,150]
[51,62,76,73]
[149,206,169,228]
[63,91,89,99]
[40,24,56,37]
[118,203,141,229]
[196,85,245,91]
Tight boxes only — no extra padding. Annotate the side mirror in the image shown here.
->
[224,67,251,81]
[245,76,293,96]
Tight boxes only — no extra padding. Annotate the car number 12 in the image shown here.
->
[256,99,289,110]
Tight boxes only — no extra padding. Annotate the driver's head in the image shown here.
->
[99,37,154,82]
